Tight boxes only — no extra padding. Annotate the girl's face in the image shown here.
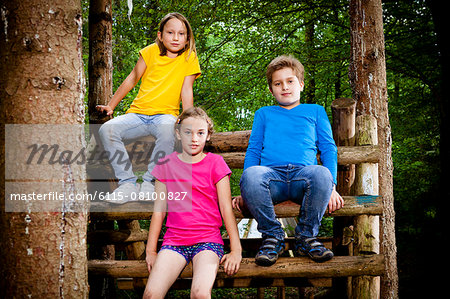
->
[157,18,188,58]
[176,117,210,158]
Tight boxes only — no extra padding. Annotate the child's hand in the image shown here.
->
[328,187,344,213]
[231,196,242,212]
[96,104,114,116]
[145,251,158,273]
[220,250,242,276]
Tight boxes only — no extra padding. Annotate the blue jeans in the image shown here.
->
[98,113,176,185]
[240,164,333,240]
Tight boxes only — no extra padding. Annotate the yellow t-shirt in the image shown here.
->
[126,43,201,117]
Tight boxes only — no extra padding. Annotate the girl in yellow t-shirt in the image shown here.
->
[97,12,201,202]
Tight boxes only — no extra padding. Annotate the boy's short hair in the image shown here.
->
[266,55,305,89]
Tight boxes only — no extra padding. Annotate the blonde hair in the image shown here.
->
[155,12,197,59]
[266,55,304,90]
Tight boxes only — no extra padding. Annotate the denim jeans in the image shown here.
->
[98,113,176,185]
[240,164,333,240]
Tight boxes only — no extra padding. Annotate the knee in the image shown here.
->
[156,131,175,145]
[240,166,267,187]
[143,287,163,299]
[307,165,333,191]
[190,286,211,299]
[98,121,116,141]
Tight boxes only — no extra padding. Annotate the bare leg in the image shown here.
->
[143,249,187,299]
[190,250,220,299]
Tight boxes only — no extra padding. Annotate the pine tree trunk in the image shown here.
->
[88,0,113,124]
[349,0,398,297]
[0,1,88,297]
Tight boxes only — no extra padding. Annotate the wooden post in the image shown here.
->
[118,220,147,292]
[331,98,356,195]
[87,0,115,297]
[331,98,356,297]
[351,115,380,299]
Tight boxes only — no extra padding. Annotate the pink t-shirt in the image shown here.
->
[151,152,232,246]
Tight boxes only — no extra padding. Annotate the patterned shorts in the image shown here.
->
[160,242,224,263]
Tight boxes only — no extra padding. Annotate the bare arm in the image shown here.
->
[145,180,167,272]
[180,74,197,111]
[217,176,242,275]
[97,55,147,115]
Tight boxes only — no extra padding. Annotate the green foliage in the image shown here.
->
[82,0,442,296]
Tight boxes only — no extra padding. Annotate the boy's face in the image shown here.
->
[270,67,304,109]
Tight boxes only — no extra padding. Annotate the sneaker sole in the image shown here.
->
[310,251,334,262]
[255,249,284,267]
[297,249,334,262]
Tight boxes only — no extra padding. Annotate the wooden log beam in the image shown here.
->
[88,255,384,279]
[205,130,251,152]
[89,195,383,220]
[96,132,381,172]
[122,146,380,171]
[215,146,381,169]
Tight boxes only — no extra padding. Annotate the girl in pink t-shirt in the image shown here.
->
[143,107,242,299]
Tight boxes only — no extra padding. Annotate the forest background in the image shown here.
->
[81,0,444,297]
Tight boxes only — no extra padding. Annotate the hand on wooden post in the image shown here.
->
[96,104,114,116]
[328,186,344,214]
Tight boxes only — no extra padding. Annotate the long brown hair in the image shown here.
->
[155,12,196,60]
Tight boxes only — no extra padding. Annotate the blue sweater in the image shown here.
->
[244,104,338,184]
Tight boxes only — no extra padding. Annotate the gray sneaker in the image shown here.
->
[140,181,155,200]
[295,237,334,262]
[105,183,139,204]
[255,236,285,266]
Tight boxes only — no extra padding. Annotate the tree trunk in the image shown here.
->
[0,1,88,297]
[87,1,116,297]
[349,0,398,297]
[304,18,316,104]
[88,0,113,124]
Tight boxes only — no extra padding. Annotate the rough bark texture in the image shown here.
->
[88,0,113,124]
[0,1,88,298]
[86,1,115,297]
[349,0,398,297]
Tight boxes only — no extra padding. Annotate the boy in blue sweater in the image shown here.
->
[237,55,344,265]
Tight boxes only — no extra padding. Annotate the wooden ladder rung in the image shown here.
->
[89,195,383,220]
[88,254,384,279]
